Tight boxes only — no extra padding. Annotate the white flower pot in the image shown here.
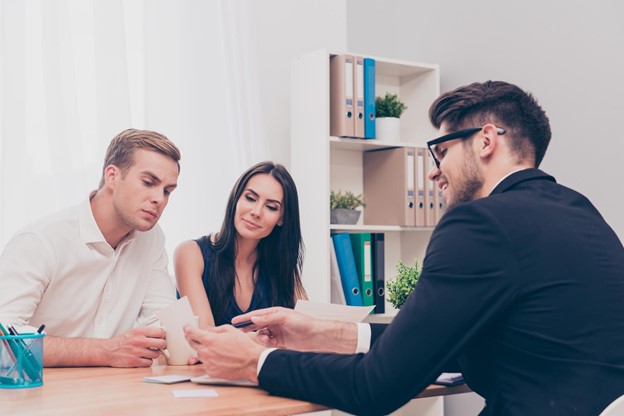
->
[376,117,401,142]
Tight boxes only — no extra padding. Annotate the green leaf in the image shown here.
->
[375,93,408,118]
[330,190,365,210]
[386,260,421,309]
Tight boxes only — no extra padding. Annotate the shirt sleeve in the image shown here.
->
[136,232,176,326]
[257,347,278,376]
[355,322,371,354]
[0,233,55,326]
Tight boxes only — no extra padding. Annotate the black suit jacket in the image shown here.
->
[259,169,624,415]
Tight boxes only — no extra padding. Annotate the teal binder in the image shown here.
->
[331,233,363,306]
[349,233,375,308]
[363,58,376,139]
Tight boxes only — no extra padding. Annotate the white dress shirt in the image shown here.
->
[0,196,175,338]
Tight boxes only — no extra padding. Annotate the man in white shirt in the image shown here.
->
[0,128,180,367]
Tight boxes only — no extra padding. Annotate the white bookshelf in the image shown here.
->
[290,49,440,316]
[291,49,481,416]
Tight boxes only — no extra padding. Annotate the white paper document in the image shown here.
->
[157,296,198,365]
[434,372,465,386]
[191,375,257,387]
[172,389,218,398]
[143,375,192,384]
[294,300,374,322]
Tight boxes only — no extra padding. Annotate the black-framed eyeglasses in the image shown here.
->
[426,126,506,168]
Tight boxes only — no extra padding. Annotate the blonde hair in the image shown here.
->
[98,129,181,188]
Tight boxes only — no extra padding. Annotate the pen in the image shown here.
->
[37,324,45,334]
[0,324,19,376]
[5,325,42,382]
[0,375,18,385]
[233,321,253,329]
[0,322,23,378]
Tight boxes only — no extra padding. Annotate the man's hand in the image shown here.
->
[103,326,167,367]
[184,325,263,383]
[231,307,358,354]
[44,326,167,367]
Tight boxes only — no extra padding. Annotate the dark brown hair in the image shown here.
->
[429,81,551,166]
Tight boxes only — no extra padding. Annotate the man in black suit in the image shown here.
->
[185,81,624,415]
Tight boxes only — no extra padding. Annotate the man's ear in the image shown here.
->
[103,165,120,188]
[478,124,500,159]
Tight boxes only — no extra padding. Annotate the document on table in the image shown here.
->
[172,389,218,398]
[144,375,192,384]
[294,300,374,322]
[191,375,257,387]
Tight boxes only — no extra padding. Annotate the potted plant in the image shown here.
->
[386,260,421,309]
[330,190,365,225]
[375,93,408,142]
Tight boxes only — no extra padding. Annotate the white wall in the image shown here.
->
[346,1,624,413]
[159,0,348,258]
[346,0,624,240]
[243,0,347,168]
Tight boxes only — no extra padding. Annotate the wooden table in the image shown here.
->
[0,364,471,415]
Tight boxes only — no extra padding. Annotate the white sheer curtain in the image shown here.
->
[0,0,267,255]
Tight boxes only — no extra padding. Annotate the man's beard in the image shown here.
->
[446,149,484,210]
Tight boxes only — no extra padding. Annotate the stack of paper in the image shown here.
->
[294,300,374,322]
[434,372,465,386]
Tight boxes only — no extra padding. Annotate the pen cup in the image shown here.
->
[0,332,45,388]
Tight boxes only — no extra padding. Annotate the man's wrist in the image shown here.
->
[310,319,359,354]
[95,337,115,366]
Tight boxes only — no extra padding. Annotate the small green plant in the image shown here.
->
[330,190,365,210]
[386,260,421,309]
[375,93,408,118]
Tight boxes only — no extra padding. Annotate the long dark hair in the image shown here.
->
[207,161,305,324]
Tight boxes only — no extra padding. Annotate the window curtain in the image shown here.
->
[0,0,268,256]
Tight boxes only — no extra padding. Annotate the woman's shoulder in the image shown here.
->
[175,235,214,258]
[174,238,201,261]
[193,234,218,258]
[195,234,212,247]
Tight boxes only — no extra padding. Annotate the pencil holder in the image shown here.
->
[0,332,45,388]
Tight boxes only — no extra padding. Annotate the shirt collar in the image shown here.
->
[79,192,137,248]
[79,193,107,245]
[488,168,526,195]
[490,168,556,196]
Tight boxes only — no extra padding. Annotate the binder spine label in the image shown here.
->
[345,59,353,109]
[355,60,364,110]
[364,241,372,282]
[407,152,415,209]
